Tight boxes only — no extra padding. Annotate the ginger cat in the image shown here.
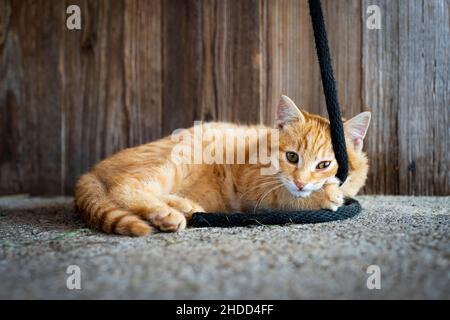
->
[75,96,370,236]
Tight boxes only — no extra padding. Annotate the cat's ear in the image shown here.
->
[345,111,371,151]
[275,95,305,129]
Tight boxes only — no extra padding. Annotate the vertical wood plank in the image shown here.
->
[162,0,202,134]
[63,0,128,193]
[362,0,401,194]
[397,0,450,195]
[0,0,64,195]
[204,0,263,124]
[227,0,263,124]
[162,0,264,136]
[363,0,450,195]
[263,0,322,123]
[63,0,163,194]
[430,0,450,196]
[263,0,362,123]
[322,0,363,120]
[123,0,162,146]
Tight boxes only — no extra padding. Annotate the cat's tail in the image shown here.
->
[74,173,153,236]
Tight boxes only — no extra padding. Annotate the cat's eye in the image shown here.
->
[316,161,331,170]
[286,152,299,164]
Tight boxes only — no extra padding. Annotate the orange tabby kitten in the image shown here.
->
[75,96,370,236]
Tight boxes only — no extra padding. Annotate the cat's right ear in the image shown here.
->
[275,95,305,129]
[345,111,371,152]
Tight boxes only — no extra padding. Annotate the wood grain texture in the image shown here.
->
[162,0,263,136]
[396,0,450,195]
[362,0,450,195]
[263,0,323,122]
[124,0,162,146]
[0,0,449,195]
[63,0,129,194]
[63,0,162,194]
[362,0,401,194]
[0,0,65,195]
[263,0,362,123]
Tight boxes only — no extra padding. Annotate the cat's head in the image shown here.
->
[275,95,370,198]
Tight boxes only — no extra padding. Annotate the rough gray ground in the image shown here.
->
[0,195,448,299]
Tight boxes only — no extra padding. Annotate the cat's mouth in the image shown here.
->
[289,189,312,198]
[279,177,321,198]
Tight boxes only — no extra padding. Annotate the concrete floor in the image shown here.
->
[0,195,448,299]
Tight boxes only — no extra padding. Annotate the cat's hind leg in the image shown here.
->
[109,182,188,233]
[75,173,156,236]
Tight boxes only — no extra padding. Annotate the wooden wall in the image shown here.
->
[0,0,449,196]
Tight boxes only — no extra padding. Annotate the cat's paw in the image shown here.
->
[147,206,187,232]
[161,195,205,220]
[322,184,344,211]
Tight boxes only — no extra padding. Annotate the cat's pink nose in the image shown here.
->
[295,181,305,191]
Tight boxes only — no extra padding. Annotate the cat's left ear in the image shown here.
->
[344,112,371,151]
[275,95,305,129]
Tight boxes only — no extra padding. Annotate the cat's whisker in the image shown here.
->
[240,183,281,202]
[240,180,279,195]
[253,183,284,214]
[239,180,281,200]
[253,184,283,213]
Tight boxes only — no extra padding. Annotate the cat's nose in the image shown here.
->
[294,181,305,191]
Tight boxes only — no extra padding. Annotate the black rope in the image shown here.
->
[191,198,360,228]
[190,0,358,228]
[308,0,349,183]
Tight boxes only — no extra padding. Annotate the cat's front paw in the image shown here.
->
[148,206,187,232]
[322,184,344,211]
[161,195,205,220]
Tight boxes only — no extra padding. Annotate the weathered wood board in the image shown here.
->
[0,0,448,195]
